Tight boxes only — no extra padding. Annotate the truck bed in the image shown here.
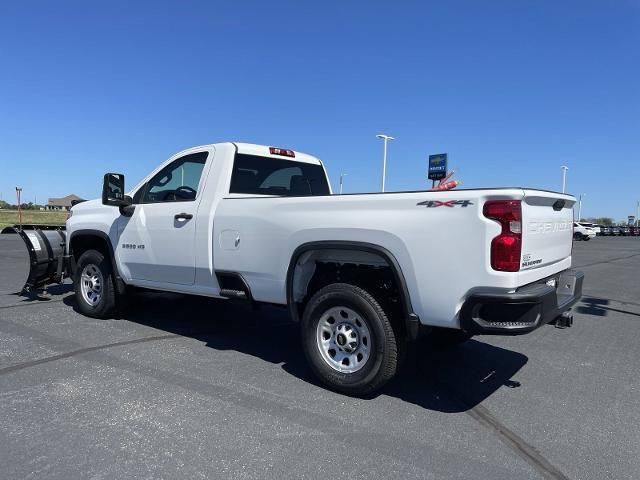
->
[213,187,575,329]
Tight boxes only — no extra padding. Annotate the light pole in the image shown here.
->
[376,134,394,192]
[561,166,569,193]
[578,193,586,221]
[636,201,639,227]
[15,186,23,228]
[339,173,348,194]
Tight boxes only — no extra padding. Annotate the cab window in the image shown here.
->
[137,152,208,203]
[229,154,330,196]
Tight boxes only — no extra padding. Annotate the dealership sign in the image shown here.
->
[428,153,448,181]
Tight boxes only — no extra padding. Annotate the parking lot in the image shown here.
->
[1,234,639,479]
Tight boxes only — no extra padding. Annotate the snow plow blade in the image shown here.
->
[1,225,67,293]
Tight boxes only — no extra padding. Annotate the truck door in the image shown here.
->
[117,151,210,285]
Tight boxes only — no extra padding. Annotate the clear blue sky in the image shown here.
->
[1,0,638,220]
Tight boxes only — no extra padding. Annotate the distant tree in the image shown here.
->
[0,200,9,209]
[592,217,614,225]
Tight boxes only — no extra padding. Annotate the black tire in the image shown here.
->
[584,236,591,241]
[301,283,399,396]
[73,249,119,318]
[573,232,583,241]
[419,327,472,350]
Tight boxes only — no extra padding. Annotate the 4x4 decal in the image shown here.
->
[417,200,474,208]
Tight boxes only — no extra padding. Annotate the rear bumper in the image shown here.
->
[460,269,584,335]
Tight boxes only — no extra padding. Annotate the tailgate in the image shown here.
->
[520,190,575,272]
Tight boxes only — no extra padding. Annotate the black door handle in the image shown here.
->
[174,213,193,220]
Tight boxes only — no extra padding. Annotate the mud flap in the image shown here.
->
[1,225,67,293]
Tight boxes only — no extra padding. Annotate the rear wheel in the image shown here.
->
[301,283,399,396]
[573,232,583,241]
[74,249,118,318]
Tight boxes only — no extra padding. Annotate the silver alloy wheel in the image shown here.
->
[316,306,371,373]
[80,263,103,307]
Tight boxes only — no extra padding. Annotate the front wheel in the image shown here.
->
[301,283,400,396]
[74,249,119,318]
[573,232,583,241]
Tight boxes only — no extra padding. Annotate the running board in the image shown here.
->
[216,271,253,302]
[219,289,248,300]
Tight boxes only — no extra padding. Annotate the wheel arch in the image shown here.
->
[68,229,127,294]
[285,241,420,339]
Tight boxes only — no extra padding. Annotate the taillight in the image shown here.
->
[483,200,522,272]
[269,147,295,158]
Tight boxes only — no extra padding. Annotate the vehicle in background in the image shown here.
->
[580,222,601,235]
[611,226,622,236]
[620,226,631,236]
[573,222,596,241]
[600,226,612,236]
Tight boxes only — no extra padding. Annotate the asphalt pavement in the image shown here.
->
[1,233,639,479]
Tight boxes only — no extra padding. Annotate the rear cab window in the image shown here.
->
[229,154,330,196]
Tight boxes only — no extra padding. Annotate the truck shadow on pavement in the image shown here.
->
[64,290,529,414]
[9,283,74,302]
[576,296,640,318]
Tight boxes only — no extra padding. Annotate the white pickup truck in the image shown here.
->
[41,142,582,394]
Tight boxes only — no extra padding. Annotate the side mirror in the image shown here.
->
[102,173,130,206]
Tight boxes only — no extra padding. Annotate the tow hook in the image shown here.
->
[553,311,574,329]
